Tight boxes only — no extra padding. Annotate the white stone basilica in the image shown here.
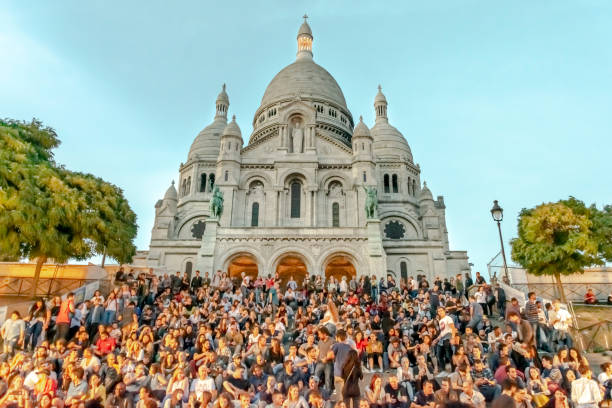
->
[146,17,469,283]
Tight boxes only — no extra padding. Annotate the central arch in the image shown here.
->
[275,255,308,289]
[227,254,259,285]
[325,255,356,283]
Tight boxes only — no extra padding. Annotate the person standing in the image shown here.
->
[341,349,363,408]
[1,311,25,354]
[571,366,602,408]
[25,299,49,351]
[549,299,573,350]
[464,273,474,300]
[190,270,202,292]
[525,292,540,346]
[432,306,454,372]
[55,292,75,341]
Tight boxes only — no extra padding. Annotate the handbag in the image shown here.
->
[533,393,550,408]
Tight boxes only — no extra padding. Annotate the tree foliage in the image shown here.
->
[0,118,137,270]
[511,197,612,278]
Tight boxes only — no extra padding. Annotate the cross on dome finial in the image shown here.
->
[232,115,236,121]
[171,180,175,185]
[359,115,363,122]
[297,14,313,60]
[378,84,382,92]
[303,13,308,21]
[222,83,226,91]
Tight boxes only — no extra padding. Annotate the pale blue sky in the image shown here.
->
[2,1,611,275]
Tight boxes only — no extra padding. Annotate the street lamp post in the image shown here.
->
[491,200,510,284]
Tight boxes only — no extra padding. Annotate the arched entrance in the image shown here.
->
[227,255,258,285]
[276,255,308,289]
[325,255,356,283]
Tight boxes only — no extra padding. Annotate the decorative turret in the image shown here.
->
[418,181,434,204]
[217,115,243,187]
[352,116,374,159]
[352,116,376,188]
[218,115,243,160]
[374,85,388,123]
[371,85,413,163]
[188,84,230,161]
[215,84,229,120]
[163,180,178,203]
[296,14,313,60]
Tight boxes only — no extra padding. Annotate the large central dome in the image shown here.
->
[260,58,348,110]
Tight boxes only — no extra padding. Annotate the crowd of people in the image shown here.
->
[0,268,610,408]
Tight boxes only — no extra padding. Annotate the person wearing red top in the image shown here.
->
[347,293,359,306]
[354,331,368,358]
[54,293,74,342]
[95,331,117,356]
[584,288,598,304]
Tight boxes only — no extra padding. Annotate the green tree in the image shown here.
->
[511,198,612,303]
[0,119,137,296]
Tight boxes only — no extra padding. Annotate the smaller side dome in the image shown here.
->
[164,180,178,201]
[418,181,434,203]
[222,115,242,139]
[353,116,371,138]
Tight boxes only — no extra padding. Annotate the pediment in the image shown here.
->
[315,131,352,158]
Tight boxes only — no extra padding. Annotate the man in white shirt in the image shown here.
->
[191,365,217,400]
[571,366,602,408]
[549,299,573,349]
[433,306,454,372]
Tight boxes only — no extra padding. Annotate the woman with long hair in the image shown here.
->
[341,349,363,408]
[25,298,49,351]
[365,374,386,408]
[527,367,550,408]
[282,384,309,408]
[568,348,588,371]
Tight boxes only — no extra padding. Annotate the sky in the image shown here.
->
[2,1,611,275]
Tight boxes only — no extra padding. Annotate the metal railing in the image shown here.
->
[572,318,612,352]
[510,282,611,303]
[0,275,111,298]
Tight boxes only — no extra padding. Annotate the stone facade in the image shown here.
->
[145,18,470,282]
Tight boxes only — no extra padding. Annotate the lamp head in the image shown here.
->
[491,200,503,222]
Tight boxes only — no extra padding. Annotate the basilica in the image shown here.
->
[145,17,470,283]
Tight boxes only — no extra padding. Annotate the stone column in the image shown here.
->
[195,218,219,273]
[365,219,387,279]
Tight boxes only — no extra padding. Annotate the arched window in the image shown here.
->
[400,261,408,280]
[290,181,301,218]
[209,173,215,191]
[200,174,207,192]
[407,177,411,196]
[363,171,367,182]
[224,170,229,182]
[412,179,416,196]
[251,202,259,227]
[383,174,390,193]
[181,179,186,196]
[332,202,340,227]
[186,177,191,195]
[392,174,398,193]
[185,261,193,279]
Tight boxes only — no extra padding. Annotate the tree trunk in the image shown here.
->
[32,256,47,298]
[554,273,567,305]
[101,249,107,268]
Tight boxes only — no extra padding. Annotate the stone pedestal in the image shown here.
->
[365,218,387,279]
[195,218,219,273]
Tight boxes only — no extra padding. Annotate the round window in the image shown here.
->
[384,221,405,239]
